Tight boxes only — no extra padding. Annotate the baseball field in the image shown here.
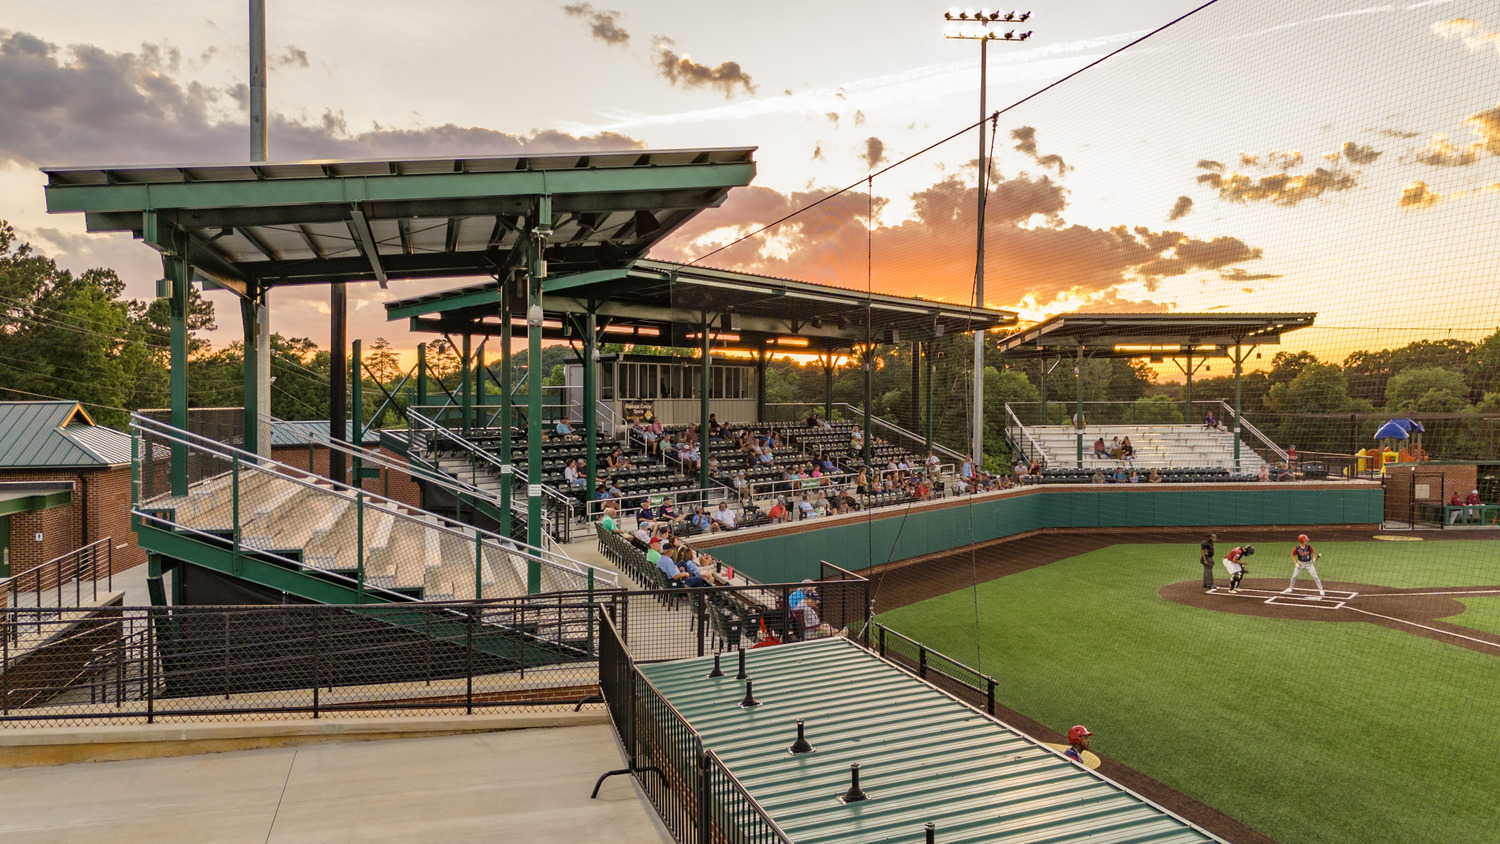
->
[875,537,1500,844]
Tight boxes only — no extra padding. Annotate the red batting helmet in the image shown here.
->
[1297,534,1309,543]
[1068,725,1093,743]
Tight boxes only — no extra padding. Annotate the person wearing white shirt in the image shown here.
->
[711,501,737,530]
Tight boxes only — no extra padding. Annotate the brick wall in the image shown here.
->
[1382,463,1479,522]
[0,466,143,576]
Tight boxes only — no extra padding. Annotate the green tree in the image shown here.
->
[1267,363,1356,452]
[363,337,402,386]
[1385,366,1470,413]
[1124,394,1185,424]
[1466,328,1500,400]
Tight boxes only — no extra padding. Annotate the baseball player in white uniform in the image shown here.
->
[1284,533,1325,597]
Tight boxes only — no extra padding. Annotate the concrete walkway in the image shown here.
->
[0,724,672,843]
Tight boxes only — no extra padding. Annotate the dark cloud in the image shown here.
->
[1219,267,1282,282]
[1010,126,1066,173]
[1196,159,1224,173]
[652,169,1264,307]
[1398,181,1441,209]
[654,41,755,98]
[1340,141,1382,165]
[1167,195,1193,221]
[562,3,630,46]
[272,45,309,69]
[0,32,645,167]
[811,143,823,161]
[862,137,885,170]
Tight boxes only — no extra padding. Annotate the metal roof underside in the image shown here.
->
[0,401,131,469]
[996,313,1316,359]
[42,148,757,294]
[640,638,1218,844]
[386,258,1016,353]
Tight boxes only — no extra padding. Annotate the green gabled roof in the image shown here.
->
[640,637,1221,844]
[0,401,132,469]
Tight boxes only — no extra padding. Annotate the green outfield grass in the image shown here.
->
[877,539,1500,844]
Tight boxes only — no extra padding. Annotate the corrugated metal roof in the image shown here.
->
[0,402,130,468]
[640,638,1219,844]
[268,420,381,448]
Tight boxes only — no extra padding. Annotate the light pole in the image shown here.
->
[943,8,1032,473]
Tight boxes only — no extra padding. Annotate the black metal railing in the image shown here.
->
[1,538,113,620]
[597,609,792,844]
[870,622,999,717]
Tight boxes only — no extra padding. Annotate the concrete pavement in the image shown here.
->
[0,724,672,843]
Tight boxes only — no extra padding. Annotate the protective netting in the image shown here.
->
[643,2,1500,842]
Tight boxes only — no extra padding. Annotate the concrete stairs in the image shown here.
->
[1026,424,1272,474]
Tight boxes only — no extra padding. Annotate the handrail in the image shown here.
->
[1216,400,1288,464]
[836,403,970,464]
[406,409,578,537]
[704,749,796,843]
[1,537,112,617]
[1004,403,1052,465]
[134,414,614,589]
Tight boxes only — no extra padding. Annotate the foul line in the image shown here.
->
[1356,589,1500,598]
[1341,605,1500,651]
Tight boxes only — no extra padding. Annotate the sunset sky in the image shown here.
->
[1,0,1497,375]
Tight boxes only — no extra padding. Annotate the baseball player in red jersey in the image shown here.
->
[1284,533,1326,597]
[1222,544,1254,592]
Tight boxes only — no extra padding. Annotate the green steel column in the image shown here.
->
[823,353,833,421]
[525,199,550,589]
[862,346,873,466]
[583,311,599,504]
[416,343,429,407]
[163,249,189,496]
[146,553,168,608]
[924,342,934,453]
[1184,348,1194,425]
[475,340,487,426]
[460,333,472,436]
[1039,356,1047,425]
[330,283,348,487]
[699,318,711,491]
[1233,342,1243,472]
[910,340,921,432]
[499,284,513,538]
[239,286,260,457]
[1075,346,1085,469]
[351,339,363,489]
[754,348,767,425]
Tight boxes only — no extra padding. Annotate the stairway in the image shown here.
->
[1025,424,1273,474]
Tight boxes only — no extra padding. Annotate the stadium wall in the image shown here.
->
[694,484,1383,583]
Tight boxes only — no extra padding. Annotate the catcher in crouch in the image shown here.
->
[1222,544,1254,592]
[1284,533,1326,598]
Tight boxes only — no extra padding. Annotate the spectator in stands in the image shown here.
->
[593,483,612,505]
[1287,444,1298,468]
[1013,459,1028,478]
[886,457,900,473]
[653,541,707,587]
[1073,412,1086,431]
[636,420,657,455]
[606,479,624,500]
[926,453,941,477]
[1275,462,1293,482]
[1257,464,1270,482]
[767,498,789,524]
[684,506,711,533]
[1466,489,1483,523]
[915,476,932,500]
[758,447,775,467]
[556,418,575,437]
[632,522,653,545]
[814,490,832,516]
[806,410,821,428]
[637,500,656,528]
[1028,459,1043,476]
[563,459,585,490]
[606,448,632,471]
[836,488,861,513]
[797,593,835,639]
[1128,470,1140,484]
[850,429,865,454]
[1112,464,1128,483]
[708,413,722,438]
[685,424,699,444]
[798,493,816,519]
[657,502,687,529]
[712,501,738,531]
[1121,437,1135,460]
[682,443,701,472]
[1108,436,1122,459]
[707,455,721,475]
[1149,468,1163,483]
[855,466,871,495]
[1091,469,1106,484]
[600,506,626,535]
[818,451,837,473]
[733,470,751,504]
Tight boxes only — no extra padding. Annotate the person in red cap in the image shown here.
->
[1063,725,1093,764]
[1284,533,1325,597]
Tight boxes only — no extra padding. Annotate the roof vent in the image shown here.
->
[838,763,868,803]
[787,719,813,755]
[738,679,761,709]
[706,652,724,679]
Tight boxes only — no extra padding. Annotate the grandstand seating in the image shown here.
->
[1021,424,1273,477]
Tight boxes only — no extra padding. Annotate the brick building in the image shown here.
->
[0,402,141,578]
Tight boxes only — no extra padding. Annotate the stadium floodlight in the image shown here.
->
[940,8,1036,473]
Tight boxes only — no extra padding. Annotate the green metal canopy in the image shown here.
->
[386,258,1016,353]
[42,148,758,293]
[995,312,1316,359]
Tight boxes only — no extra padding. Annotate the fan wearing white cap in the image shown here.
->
[1284,533,1325,598]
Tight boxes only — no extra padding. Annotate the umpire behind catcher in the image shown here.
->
[1200,533,1216,591]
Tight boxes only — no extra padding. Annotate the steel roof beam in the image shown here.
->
[347,206,388,289]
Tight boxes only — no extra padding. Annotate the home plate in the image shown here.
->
[1265,588,1356,610]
